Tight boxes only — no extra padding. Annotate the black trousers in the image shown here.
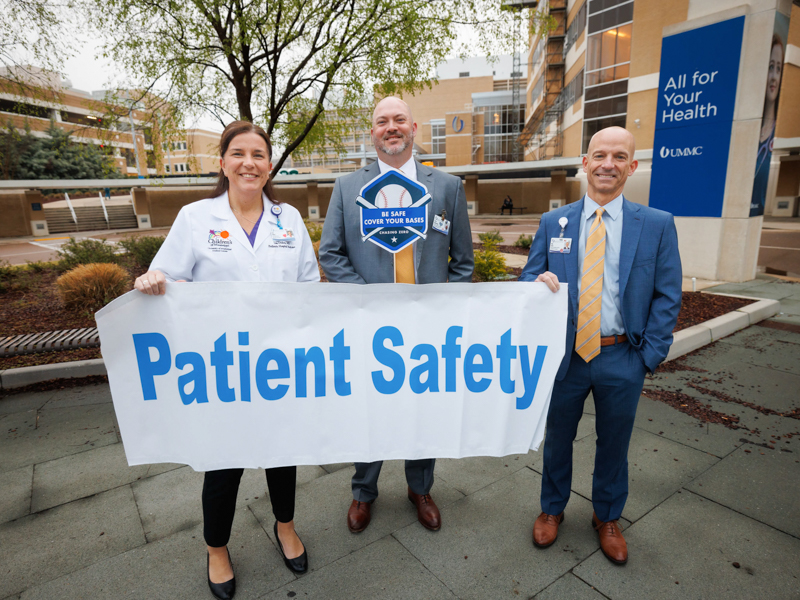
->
[202,466,296,547]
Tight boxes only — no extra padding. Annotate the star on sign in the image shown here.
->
[391,236,397,243]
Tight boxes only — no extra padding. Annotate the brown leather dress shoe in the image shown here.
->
[407,487,441,531]
[532,511,564,548]
[347,499,372,533]
[592,512,628,565]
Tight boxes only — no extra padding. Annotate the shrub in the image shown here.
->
[513,234,533,250]
[57,237,119,271]
[25,260,52,273]
[56,263,130,312]
[478,230,503,244]
[118,235,165,269]
[0,261,34,293]
[473,240,508,282]
[304,219,323,243]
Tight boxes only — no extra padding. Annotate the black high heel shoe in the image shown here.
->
[207,548,236,600]
[274,521,309,574]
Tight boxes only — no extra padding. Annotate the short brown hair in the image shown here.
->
[211,121,279,205]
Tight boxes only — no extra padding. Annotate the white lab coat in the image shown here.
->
[150,192,320,283]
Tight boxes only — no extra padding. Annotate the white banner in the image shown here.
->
[96,282,567,471]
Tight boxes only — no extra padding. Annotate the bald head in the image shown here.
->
[587,126,636,157]
[371,96,417,167]
[582,126,638,206]
[373,96,413,124]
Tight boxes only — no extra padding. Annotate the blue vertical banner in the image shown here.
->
[649,17,744,217]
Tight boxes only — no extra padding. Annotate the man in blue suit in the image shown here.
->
[520,126,681,565]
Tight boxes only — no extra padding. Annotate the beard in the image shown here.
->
[374,132,412,156]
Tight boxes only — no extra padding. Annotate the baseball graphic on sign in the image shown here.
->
[377,184,410,208]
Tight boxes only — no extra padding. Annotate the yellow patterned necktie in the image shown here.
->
[394,167,416,284]
[575,208,605,361]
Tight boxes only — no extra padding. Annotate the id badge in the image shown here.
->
[432,215,450,234]
[549,237,572,253]
[272,227,295,242]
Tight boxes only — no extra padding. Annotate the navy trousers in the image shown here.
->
[540,341,647,522]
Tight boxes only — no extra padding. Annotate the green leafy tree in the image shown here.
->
[0,121,122,180]
[87,0,539,174]
[0,1,74,94]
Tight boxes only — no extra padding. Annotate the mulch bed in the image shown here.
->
[0,258,755,371]
[473,242,530,255]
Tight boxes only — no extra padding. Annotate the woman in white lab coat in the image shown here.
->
[135,121,318,600]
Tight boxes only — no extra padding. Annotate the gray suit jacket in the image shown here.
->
[319,161,474,283]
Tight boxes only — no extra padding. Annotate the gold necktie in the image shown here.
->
[575,208,605,362]
[395,246,416,283]
[393,166,416,284]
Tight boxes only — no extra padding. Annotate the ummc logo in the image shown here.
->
[659,146,703,158]
[452,116,464,133]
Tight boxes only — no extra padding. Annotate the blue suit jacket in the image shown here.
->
[520,197,682,379]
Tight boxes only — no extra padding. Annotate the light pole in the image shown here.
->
[127,103,144,179]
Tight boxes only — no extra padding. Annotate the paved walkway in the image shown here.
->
[1,281,799,599]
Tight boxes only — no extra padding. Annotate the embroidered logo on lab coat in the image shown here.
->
[208,229,233,252]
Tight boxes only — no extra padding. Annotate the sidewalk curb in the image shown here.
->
[665,297,780,362]
[0,358,106,391]
[0,297,783,391]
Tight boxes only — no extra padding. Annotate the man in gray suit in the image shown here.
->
[319,96,474,533]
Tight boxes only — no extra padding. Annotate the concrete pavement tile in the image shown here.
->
[634,396,744,458]
[31,443,182,513]
[393,467,600,600]
[131,465,324,543]
[715,324,800,348]
[671,340,800,378]
[20,509,294,600]
[534,573,608,599]
[131,466,204,542]
[251,460,464,574]
[569,429,719,522]
[685,362,800,413]
[0,465,32,524]
[735,283,799,300]
[0,390,54,416]
[574,491,800,600]
[320,462,353,474]
[434,453,537,495]
[772,313,800,326]
[41,382,112,409]
[0,485,145,599]
[260,536,457,600]
[706,281,768,293]
[685,446,800,538]
[0,403,118,472]
[777,299,800,315]
[437,413,596,491]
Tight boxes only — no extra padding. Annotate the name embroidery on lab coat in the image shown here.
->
[208,229,233,253]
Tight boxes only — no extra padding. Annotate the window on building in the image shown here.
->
[558,69,584,110]
[0,98,50,119]
[459,71,470,77]
[121,148,136,167]
[478,103,525,163]
[430,121,446,155]
[564,2,588,57]
[585,23,631,86]
[582,0,632,153]
[531,76,545,106]
[587,0,634,35]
